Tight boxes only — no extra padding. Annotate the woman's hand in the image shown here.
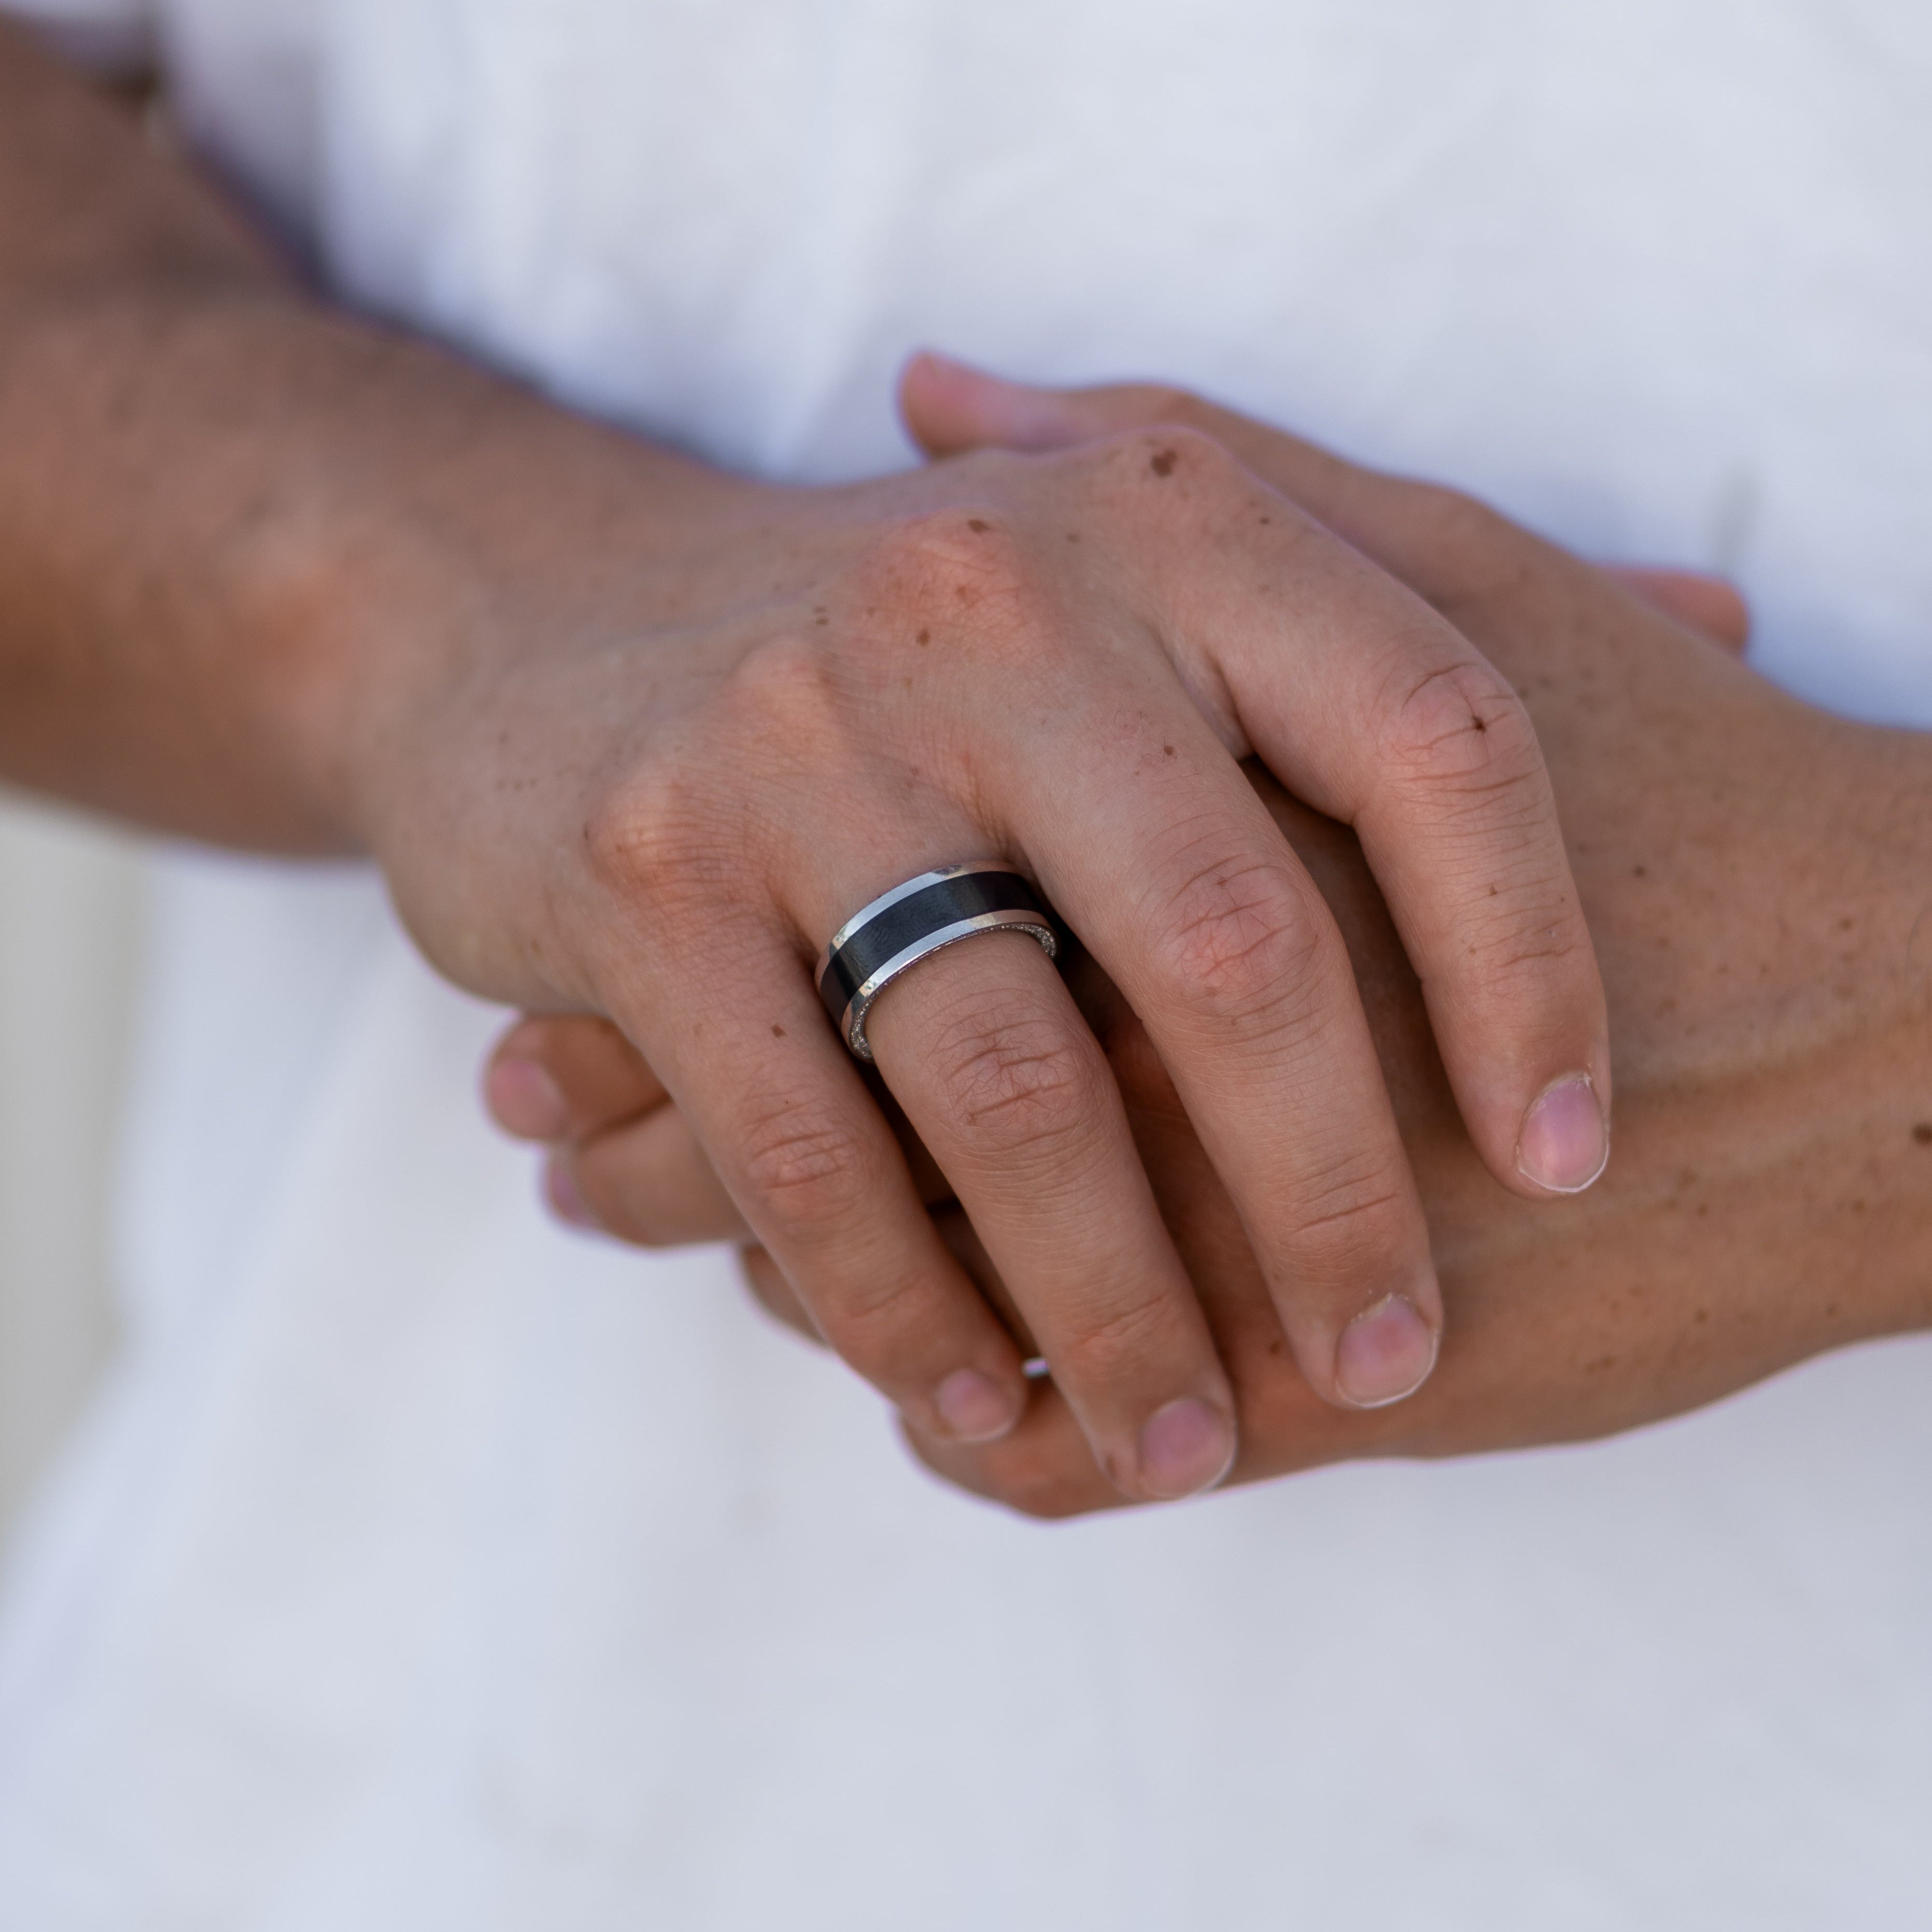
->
[486,379,1932,1516]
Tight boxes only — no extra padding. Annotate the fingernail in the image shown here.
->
[934,1368,1021,1443]
[488,1058,569,1141]
[1335,1294,1438,1408]
[543,1155,600,1232]
[1135,1397,1236,1500]
[1517,1073,1610,1194]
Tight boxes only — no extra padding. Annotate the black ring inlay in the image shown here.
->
[818,871,1048,1024]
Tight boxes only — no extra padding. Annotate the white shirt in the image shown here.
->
[1,3,1928,1926]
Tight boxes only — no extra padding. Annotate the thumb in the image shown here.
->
[899,349,1373,541]
[903,353,1754,661]
[899,350,1176,458]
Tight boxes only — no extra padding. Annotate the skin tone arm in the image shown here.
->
[0,28,1619,1500]
[492,371,1932,1517]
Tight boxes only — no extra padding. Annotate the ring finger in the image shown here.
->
[861,916,1236,1500]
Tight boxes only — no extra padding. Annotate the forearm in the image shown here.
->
[0,22,730,852]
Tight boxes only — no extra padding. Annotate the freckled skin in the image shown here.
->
[3,27,1633,1485]
[1034,744,1930,1491]
[895,508,1932,1506]
[12,25,1926,1513]
[508,455,1932,1515]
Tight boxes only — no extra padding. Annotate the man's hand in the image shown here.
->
[490,374,1932,1517]
[0,31,1616,1503]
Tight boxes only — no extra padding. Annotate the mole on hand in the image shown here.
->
[1913,1122,1932,1146]
[1149,448,1177,478]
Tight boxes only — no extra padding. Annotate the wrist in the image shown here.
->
[1831,722,1932,1335]
[238,316,767,861]
[1608,709,1932,1357]
[269,341,783,1004]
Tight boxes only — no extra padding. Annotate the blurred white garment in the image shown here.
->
[0,2,1929,1926]
[0,800,138,1542]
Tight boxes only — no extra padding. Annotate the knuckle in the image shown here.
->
[1044,1289,1175,1389]
[1377,656,1544,809]
[1138,420,1229,467]
[586,640,849,910]
[1457,895,1597,998]
[812,1265,942,1388]
[722,631,849,746]
[861,509,1033,617]
[1274,1150,1417,1297]
[1088,420,1241,498]
[580,758,718,909]
[587,646,850,910]
[736,1098,877,1238]
[849,510,1059,682]
[1146,849,1332,1028]
[925,998,1105,1165]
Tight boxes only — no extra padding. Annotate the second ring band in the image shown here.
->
[817,863,1060,1061]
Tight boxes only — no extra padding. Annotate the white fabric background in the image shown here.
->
[0,800,138,1542]
[0,2,1928,1926]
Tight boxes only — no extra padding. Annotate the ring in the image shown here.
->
[817,863,1061,1061]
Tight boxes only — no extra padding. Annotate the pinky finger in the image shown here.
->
[563,1102,753,1247]
[488,1013,669,1142]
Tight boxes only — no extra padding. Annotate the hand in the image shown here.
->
[349,356,1616,1508]
[488,373,1932,1516]
[1,37,1614,1497]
